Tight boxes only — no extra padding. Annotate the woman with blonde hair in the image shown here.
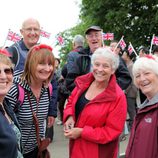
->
[6,44,55,158]
[0,49,23,158]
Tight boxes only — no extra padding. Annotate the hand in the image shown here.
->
[64,127,83,139]
[47,116,55,128]
[63,116,75,132]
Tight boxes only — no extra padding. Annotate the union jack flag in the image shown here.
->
[128,43,134,55]
[152,35,158,45]
[7,30,21,42]
[119,38,126,50]
[56,35,64,45]
[40,29,51,39]
[102,33,114,40]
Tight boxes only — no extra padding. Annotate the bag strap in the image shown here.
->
[27,92,41,146]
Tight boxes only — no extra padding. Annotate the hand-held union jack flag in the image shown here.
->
[40,29,51,39]
[56,35,64,46]
[152,35,158,45]
[119,38,126,50]
[128,43,134,55]
[102,33,114,40]
[7,30,21,42]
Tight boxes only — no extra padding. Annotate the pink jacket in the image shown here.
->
[63,73,127,158]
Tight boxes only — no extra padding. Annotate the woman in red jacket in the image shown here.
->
[126,55,158,158]
[63,47,127,158]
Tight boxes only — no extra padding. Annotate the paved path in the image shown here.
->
[48,122,129,158]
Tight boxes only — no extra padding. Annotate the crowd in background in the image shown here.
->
[0,17,158,158]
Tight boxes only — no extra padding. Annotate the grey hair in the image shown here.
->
[73,34,85,47]
[133,55,158,83]
[91,47,119,71]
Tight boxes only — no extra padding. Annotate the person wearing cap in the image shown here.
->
[125,54,158,158]
[65,25,132,92]
[0,49,23,158]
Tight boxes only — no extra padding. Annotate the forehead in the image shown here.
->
[22,19,40,28]
[94,56,111,63]
[0,63,10,68]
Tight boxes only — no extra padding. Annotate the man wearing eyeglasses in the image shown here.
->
[7,18,41,77]
[65,25,132,92]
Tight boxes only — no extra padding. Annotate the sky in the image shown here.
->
[0,0,81,57]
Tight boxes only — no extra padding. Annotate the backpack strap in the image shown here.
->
[14,84,25,112]
[18,84,25,106]
[48,83,53,99]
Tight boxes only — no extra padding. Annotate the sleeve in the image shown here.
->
[115,57,132,90]
[63,87,78,122]
[81,92,127,144]
[48,75,58,117]
[65,53,81,92]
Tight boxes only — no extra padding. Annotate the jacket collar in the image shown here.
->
[75,73,117,102]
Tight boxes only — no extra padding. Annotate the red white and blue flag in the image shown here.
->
[119,38,126,50]
[7,30,21,42]
[40,29,51,39]
[128,43,134,55]
[56,35,64,45]
[152,35,158,45]
[102,33,114,40]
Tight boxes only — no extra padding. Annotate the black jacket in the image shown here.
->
[65,47,132,91]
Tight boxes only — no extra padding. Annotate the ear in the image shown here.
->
[20,29,23,35]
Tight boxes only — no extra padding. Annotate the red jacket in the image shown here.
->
[125,103,158,158]
[63,73,127,158]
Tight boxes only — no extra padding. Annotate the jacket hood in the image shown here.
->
[75,73,118,103]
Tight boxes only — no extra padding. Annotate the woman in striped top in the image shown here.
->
[6,44,55,158]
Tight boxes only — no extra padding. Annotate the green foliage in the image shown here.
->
[58,0,158,62]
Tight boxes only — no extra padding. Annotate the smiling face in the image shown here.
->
[0,63,13,101]
[135,69,158,99]
[86,30,102,53]
[92,56,115,84]
[34,62,53,83]
[20,18,41,49]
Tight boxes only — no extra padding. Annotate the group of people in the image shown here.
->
[62,25,158,158]
[0,17,158,158]
[0,18,57,158]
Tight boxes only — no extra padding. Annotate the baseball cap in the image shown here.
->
[85,26,102,35]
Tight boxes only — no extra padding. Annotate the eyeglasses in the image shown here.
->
[86,33,102,39]
[23,27,40,33]
[0,68,13,75]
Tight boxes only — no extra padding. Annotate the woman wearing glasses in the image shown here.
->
[0,49,23,158]
[6,44,55,158]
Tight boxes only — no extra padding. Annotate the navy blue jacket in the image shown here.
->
[0,99,21,158]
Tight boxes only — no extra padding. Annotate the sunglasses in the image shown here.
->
[0,68,13,75]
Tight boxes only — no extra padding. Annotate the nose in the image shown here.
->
[44,64,53,71]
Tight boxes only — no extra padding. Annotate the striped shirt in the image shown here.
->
[6,77,50,154]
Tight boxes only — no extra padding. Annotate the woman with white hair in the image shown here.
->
[63,47,127,158]
[125,55,158,158]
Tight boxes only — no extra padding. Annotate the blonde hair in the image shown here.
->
[0,54,14,69]
[21,44,55,85]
